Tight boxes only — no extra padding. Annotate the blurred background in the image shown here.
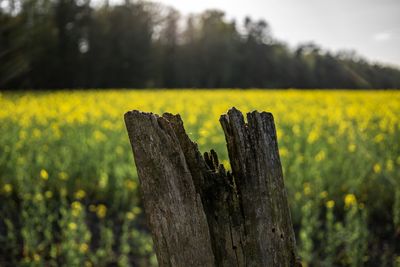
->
[1,0,400,89]
[0,1,400,267]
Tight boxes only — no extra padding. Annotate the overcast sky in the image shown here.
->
[152,0,400,68]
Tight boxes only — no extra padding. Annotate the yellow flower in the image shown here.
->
[96,204,107,219]
[99,172,108,188]
[344,194,357,208]
[40,169,49,180]
[101,120,113,130]
[71,201,83,217]
[348,144,356,152]
[125,180,137,191]
[307,130,319,144]
[33,253,41,262]
[315,150,326,162]
[373,163,381,174]
[75,190,86,199]
[319,191,328,199]
[93,130,106,141]
[34,193,43,202]
[3,184,13,194]
[373,134,384,143]
[79,243,89,253]
[386,160,393,172]
[33,128,41,138]
[58,172,68,181]
[326,200,335,209]
[51,124,62,139]
[303,183,311,196]
[126,212,135,220]
[68,222,77,231]
[19,130,27,140]
[292,125,300,135]
[45,190,53,199]
[72,201,82,210]
[327,136,335,144]
[279,147,288,157]
[132,206,141,215]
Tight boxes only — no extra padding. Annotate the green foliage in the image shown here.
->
[0,90,399,266]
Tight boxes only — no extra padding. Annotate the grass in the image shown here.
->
[0,90,399,266]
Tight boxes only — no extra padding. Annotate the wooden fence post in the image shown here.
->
[124,107,300,267]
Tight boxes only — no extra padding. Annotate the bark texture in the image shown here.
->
[124,107,299,267]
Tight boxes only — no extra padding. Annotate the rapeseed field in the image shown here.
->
[0,90,399,266]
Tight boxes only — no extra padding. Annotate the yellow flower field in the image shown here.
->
[0,90,399,266]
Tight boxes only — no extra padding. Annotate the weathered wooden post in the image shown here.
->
[124,107,300,267]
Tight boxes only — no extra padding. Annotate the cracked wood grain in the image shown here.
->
[124,107,299,267]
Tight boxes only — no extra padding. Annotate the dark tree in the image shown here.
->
[1,0,400,89]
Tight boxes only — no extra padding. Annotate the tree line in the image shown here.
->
[1,0,400,89]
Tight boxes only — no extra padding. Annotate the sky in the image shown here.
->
[152,0,400,68]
